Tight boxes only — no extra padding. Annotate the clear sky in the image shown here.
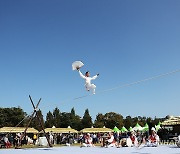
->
[0,0,180,120]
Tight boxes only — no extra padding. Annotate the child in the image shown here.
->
[77,68,99,94]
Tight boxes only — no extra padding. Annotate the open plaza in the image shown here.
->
[0,145,180,154]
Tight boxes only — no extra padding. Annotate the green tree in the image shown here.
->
[60,112,71,128]
[81,109,92,128]
[0,107,26,127]
[45,111,54,128]
[53,107,61,127]
[123,116,132,129]
[132,117,139,127]
[146,117,152,124]
[152,116,162,126]
[72,115,82,130]
[30,109,45,131]
[137,116,146,126]
[104,112,123,129]
[70,108,75,118]
[94,113,105,128]
[70,108,81,130]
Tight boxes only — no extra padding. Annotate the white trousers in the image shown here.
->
[146,141,158,147]
[85,84,96,94]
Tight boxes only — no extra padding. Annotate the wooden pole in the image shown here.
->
[23,97,41,137]
[19,98,41,147]
[19,96,52,148]
[29,95,52,147]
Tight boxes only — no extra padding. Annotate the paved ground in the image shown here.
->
[0,145,180,154]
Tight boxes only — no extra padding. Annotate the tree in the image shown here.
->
[137,116,147,126]
[70,108,75,118]
[132,117,139,127]
[60,112,71,128]
[69,108,81,130]
[45,111,54,128]
[30,109,45,131]
[81,109,92,128]
[0,107,26,127]
[146,117,153,132]
[72,115,82,131]
[104,112,123,129]
[152,116,162,126]
[123,116,132,129]
[94,113,105,128]
[53,107,61,127]
[146,117,152,124]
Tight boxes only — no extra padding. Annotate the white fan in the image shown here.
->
[72,61,84,70]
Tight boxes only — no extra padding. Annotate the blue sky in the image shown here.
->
[0,0,180,121]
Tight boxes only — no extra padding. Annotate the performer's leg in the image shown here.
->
[85,84,90,91]
[91,84,96,94]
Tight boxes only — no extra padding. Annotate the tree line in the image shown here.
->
[0,107,165,131]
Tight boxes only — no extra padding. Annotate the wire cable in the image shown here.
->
[5,111,34,135]
[73,69,180,100]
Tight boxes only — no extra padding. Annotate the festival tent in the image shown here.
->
[0,127,38,133]
[133,123,143,131]
[161,116,180,134]
[142,123,149,132]
[155,122,161,131]
[43,126,78,134]
[161,116,180,125]
[120,126,128,133]
[128,127,133,132]
[80,127,112,133]
[113,126,120,132]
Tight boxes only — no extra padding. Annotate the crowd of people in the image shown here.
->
[0,127,180,149]
[79,127,160,148]
[0,133,36,148]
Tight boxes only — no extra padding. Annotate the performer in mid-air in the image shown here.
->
[77,68,99,94]
[72,61,99,94]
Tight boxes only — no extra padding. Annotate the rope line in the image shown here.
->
[72,69,180,101]
[6,111,33,135]
[98,69,180,93]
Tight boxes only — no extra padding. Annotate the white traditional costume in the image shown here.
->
[82,134,93,147]
[78,70,98,94]
[146,127,159,147]
[106,133,116,148]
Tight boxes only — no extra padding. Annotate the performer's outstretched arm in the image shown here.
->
[91,73,99,80]
[78,70,86,79]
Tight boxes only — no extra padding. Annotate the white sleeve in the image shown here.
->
[79,70,86,79]
[108,136,114,143]
[156,135,160,142]
[91,75,98,80]
[88,138,92,144]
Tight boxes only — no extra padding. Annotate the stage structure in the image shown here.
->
[19,95,52,147]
